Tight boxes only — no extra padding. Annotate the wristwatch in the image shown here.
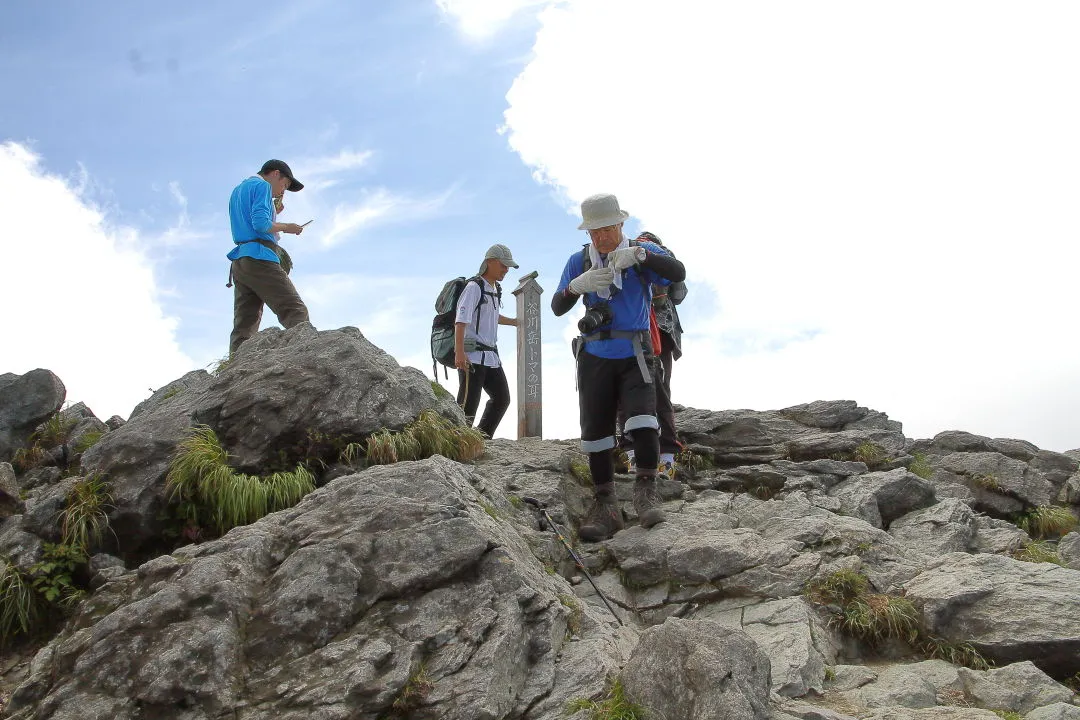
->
[635,247,647,263]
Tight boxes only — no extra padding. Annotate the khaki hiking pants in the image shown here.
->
[229,256,310,355]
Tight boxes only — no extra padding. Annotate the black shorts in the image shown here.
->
[577,350,658,453]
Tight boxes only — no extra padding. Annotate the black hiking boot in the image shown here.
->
[633,474,667,529]
[578,488,624,542]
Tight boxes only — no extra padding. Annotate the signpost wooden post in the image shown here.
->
[513,271,543,438]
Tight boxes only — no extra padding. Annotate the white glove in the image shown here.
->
[569,266,616,295]
[609,246,646,271]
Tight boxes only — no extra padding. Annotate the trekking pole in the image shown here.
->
[521,496,623,626]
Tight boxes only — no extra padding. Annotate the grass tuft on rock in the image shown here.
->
[383,663,433,719]
[1012,540,1063,566]
[166,425,316,535]
[349,410,485,467]
[853,442,888,469]
[908,453,933,479]
[1015,505,1077,539]
[0,560,42,644]
[568,677,647,720]
[806,569,990,669]
[60,474,113,553]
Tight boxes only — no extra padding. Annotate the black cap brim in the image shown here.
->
[287,178,304,192]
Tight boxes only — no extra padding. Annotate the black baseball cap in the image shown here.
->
[259,159,304,192]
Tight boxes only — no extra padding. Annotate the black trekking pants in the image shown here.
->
[578,351,659,488]
[619,333,680,454]
[457,364,510,438]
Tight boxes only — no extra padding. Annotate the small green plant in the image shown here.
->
[835,593,920,645]
[60,475,113,553]
[806,568,869,606]
[853,442,887,469]
[749,484,776,501]
[384,663,433,718]
[430,380,452,400]
[0,560,43,643]
[568,677,647,720]
[1015,505,1077,539]
[971,473,1001,492]
[1012,540,1063,565]
[993,711,1022,720]
[677,447,715,471]
[35,413,77,449]
[558,593,583,637]
[508,495,524,510]
[480,501,499,520]
[161,387,181,401]
[28,543,86,608]
[569,458,593,486]
[908,452,933,479]
[823,666,836,682]
[73,429,105,454]
[11,445,46,473]
[166,425,316,535]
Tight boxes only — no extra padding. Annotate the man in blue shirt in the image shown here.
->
[552,194,686,541]
[227,159,309,355]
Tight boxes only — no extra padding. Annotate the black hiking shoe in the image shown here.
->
[578,491,624,542]
[633,475,667,529]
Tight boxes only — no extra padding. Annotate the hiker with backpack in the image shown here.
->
[552,194,686,542]
[226,159,309,355]
[618,231,687,481]
[446,244,519,438]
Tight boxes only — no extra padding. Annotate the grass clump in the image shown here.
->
[993,712,1022,720]
[805,569,990,669]
[73,429,105,454]
[0,560,42,643]
[430,380,453,400]
[1015,505,1077,539]
[1012,540,1063,566]
[11,412,77,472]
[568,677,647,720]
[347,410,485,468]
[908,453,933,479]
[166,425,315,536]
[853,442,888,469]
[971,473,1001,492]
[60,475,113,554]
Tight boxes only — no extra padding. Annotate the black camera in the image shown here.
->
[578,303,612,334]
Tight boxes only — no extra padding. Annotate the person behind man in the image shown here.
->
[620,230,687,480]
[227,159,309,355]
[454,244,520,438]
[552,194,686,542]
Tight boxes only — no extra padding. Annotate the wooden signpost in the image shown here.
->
[513,271,543,438]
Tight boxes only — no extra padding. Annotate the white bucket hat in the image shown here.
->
[577,193,630,231]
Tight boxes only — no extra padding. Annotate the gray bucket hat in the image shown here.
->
[577,193,630,230]
[479,243,519,274]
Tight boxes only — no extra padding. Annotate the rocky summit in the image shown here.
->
[1,323,1078,720]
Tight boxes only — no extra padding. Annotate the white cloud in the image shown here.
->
[316,186,455,248]
[500,0,1080,450]
[296,149,373,179]
[0,142,194,419]
[436,0,556,39]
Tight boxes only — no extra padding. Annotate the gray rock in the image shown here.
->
[0,520,44,567]
[972,514,1029,554]
[843,661,959,709]
[827,664,878,692]
[105,415,125,430]
[0,461,21,517]
[5,456,624,720]
[859,708,1002,719]
[958,661,1074,714]
[828,469,936,529]
[1059,532,1080,570]
[777,699,859,719]
[919,431,1039,462]
[81,326,467,556]
[889,499,976,555]
[1026,703,1080,720]
[21,476,77,542]
[1062,474,1080,505]
[620,617,772,720]
[695,597,836,697]
[904,554,1080,677]
[936,451,1056,511]
[0,368,66,462]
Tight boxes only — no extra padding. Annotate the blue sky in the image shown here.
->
[3,1,1080,450]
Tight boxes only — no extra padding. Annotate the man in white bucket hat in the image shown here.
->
[551,193,686,541]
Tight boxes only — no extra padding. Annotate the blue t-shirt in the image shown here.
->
[226,176,280,263]
[556,240,671,359]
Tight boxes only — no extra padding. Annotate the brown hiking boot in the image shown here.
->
[578,490,624,542]
[633,475,667,528]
